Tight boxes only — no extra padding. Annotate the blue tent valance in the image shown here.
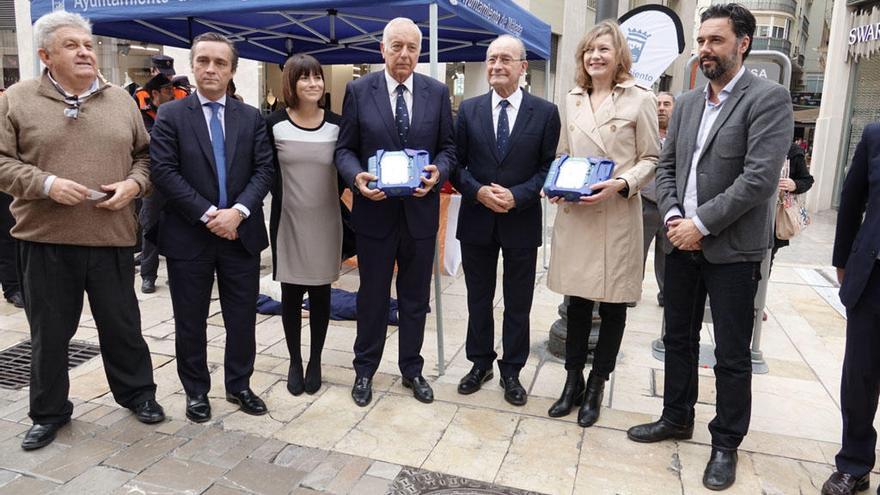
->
[31,0,552,64]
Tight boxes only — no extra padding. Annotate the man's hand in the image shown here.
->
[354,171,386,201]
[580,178,626,205]
[96,179,140,211]
[779,178,796,192]
[837,267,845,285]
[413,164,440,198]
[205,208,241,240]
[477,185,510,213]
[48,178,89,206]
[489,183,515,211]
[667,218,704,251]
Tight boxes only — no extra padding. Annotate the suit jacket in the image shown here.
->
[546,80,660,303]
[833,123,880,309]
[655,70,794,264]
[149,93,274,259]
[452,90,560,248]
[334,71,456,240]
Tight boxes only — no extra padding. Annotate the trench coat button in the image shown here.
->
[569,124,574,131]
[610,124,617,132]
[564,206,570,214]
[576,99,581,106]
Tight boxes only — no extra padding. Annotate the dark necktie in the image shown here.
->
[206,101,228,208]
[395,84,410,147]
[497,99,510,155]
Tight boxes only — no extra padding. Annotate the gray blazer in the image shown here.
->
[655,70,793,264]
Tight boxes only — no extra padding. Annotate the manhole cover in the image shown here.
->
[389,468,547,495]
[0,340,101,390]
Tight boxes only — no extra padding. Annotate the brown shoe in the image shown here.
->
[821,471,869,495]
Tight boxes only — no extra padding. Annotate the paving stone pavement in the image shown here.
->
[0,208,872,494]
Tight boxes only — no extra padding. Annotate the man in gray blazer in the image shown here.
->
[627,4,793,491]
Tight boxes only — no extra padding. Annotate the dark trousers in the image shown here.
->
[641,198,665,297]
[565,296,627,378]
[281,282,330,366]
[167,237,260,396]
[836,261,880,477]
[0,193,19,298]
[354,221,434,379]
[661,250,760,450]
[461,240,537,377]
[138,192,163,281]
[19,241,156,424]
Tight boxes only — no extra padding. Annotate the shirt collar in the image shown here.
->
[492,87,523,110]
[46,71,99,99]
[385,70,414,96]
[702,65,745,106]
[196,91,227,107]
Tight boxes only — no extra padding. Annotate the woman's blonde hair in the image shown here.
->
[574,20,633,91]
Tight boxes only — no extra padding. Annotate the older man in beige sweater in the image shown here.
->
[0,10,164,450]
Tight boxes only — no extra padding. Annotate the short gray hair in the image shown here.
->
[382,17,422,47]
[34,10,92,51]
[488,35,526,60]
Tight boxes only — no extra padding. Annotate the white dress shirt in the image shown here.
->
[385,70,413,124]
[665,66,746,236]
[491,88,522,138]
[195,91,250,222]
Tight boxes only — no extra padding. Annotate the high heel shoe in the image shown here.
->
[548,370,585,418]
[577,372,605,427]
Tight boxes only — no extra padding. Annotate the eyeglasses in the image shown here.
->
[486,56,524,66]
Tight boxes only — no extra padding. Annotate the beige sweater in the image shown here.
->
[0,72,150,247]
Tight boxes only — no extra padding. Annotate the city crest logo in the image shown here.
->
[627,28,651,63]
[52,0,66,10]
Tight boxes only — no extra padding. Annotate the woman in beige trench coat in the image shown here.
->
[546,20,660,427]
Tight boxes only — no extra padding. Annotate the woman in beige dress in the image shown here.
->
[546,20,660,427]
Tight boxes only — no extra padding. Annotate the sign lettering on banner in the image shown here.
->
[848,6,880,62]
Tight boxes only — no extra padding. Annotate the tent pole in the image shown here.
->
[429,2,446,376]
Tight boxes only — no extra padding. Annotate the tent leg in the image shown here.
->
[429,2,445,376]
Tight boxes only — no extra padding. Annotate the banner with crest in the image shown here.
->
[618,5,685,88]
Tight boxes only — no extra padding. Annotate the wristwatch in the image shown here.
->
[237,209,247,221]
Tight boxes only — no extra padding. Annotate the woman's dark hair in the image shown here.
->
[281,54,325,109]
[700,3,756,60]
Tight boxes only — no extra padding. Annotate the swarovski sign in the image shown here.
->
[848,5,880,62]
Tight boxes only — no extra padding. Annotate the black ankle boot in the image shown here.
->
[548,370,585,418]
[304,360,322,394]
[577,372,605,427]
[287,362,304,396]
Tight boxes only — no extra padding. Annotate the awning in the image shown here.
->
[794,107,820,125]
[31,0,552,64]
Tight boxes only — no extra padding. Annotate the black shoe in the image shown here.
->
[226,389,268,416]
[457,367,493,395]
[351,376,373,407]
[627,418,694,443]
[141,278,156,294]
[185,394,211,423]
[402,375,434,404]
[657,292,664,307]
[821,471,870,495]
[500,376,527,406]
[5,291,23,308]
[21,421,67,450]
[703,448,737,491]
[577,372,604,427]
[287,362,304,396]
[548,370,585,417]
[129,399,165,424]
[304,360,322,395]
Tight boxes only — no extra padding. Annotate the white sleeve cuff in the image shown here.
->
[200,205,218,223]
[664,207,683,224]
[692,215,710,236]
[232,203,250,218]
[43,175,57,197]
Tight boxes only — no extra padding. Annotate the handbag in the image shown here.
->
[775,159,811,240]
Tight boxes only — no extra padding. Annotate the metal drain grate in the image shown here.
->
[0,340,101,390]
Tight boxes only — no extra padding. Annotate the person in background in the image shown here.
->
[640,91,674,307]
[452,34,560,406]
[267,54,342,396]
[0,10,165,450]
[770,141,814,267]
[545,20,659,427]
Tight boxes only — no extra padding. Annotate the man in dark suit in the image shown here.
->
[150,32,274,422]
[335,17,455,407]
[452,35,559,406]
[626,4,793,490]
[822,123,880,495]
